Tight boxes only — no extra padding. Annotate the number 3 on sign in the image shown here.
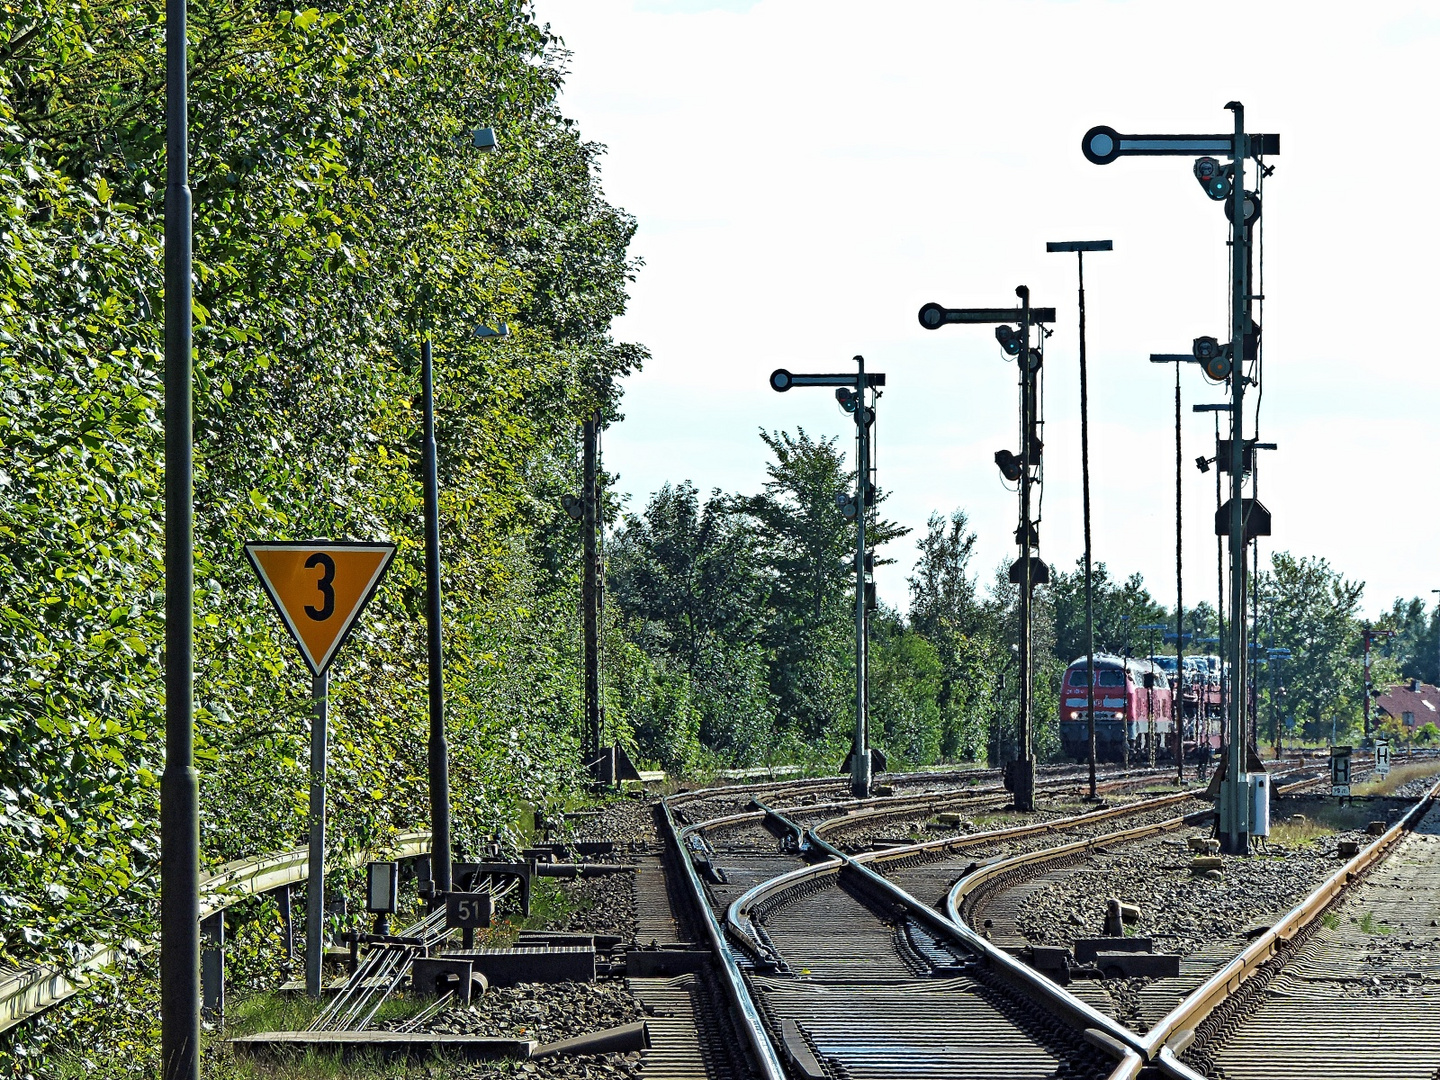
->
[244,541,396,676]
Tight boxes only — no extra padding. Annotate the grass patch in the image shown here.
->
[1321,912,1340,930]
[1269,816,1337,846]
[1354,761,1440,797]
[1359,910,1392,936]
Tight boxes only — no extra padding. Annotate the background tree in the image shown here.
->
[1049,560,1170,663]
[744,428,906,753]
[1260,551,1367,740]
[606,482,775,763]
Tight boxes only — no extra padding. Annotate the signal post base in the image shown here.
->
[1005,758,1036,812]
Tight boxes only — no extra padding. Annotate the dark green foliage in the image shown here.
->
[0,0,641,990]
[745,428,906,748]
[1257,551,1368,740]
[1048,559,1170,664]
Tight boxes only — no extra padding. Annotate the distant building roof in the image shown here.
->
[1375,679,1440,726]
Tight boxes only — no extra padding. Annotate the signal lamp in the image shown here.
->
[836,492,858,520]
[560,493,583,521]
[994,324,1023,356]
[1193,156,1233,201]
[1224,189,1261,226]
[994,449,1024,482]
[1193,336,1232,380]
[835,387,858,413]
[1196,455,1211,474]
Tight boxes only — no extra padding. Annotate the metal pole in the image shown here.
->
[1077,254,1098,800]
[160,0,199,1065]
[1215,412,1225,754]
[1015,287,1036,811]
[306,669,328,997]
[1271,653,1279,758]
[1363,623,1372,740]
[1174,361,1185,782]
[1222,101,1250,855]
[851,356,871,799]
[1431,589,1440,689]
[582,412,601,775]
[421,340,452,897]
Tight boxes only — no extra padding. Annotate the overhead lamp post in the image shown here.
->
[420,124,499,900]
[919,291,1057,811]
[161,0,199,1065]
[770,358,886,799]
[1047,240,1111,800]
[1152,352,1207,782]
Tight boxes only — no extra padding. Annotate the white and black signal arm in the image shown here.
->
[770,369,886,392]
[1082,126,1279,165]
[917,304,1056,329]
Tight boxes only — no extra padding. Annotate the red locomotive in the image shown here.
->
[1059,653,1224,762]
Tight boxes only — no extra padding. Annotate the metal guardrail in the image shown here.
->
[0,829,431,1034]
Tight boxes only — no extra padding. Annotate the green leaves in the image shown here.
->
[1,0,642,991]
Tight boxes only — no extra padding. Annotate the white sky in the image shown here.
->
[535,0,1440,620]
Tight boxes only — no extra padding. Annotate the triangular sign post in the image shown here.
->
[244,541,396,676]
[242,539,395,998]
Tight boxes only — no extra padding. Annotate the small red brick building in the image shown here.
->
[1375,679,1440,730]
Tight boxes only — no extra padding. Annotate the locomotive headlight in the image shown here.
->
[1069,710,1080,719]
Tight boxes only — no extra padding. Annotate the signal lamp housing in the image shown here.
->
[560,493,583,521]
[1193,336,1232,380]
[994,449,1024,482]
[1196,455,1211,474]
[1193,156,1233,201]
[835,386,858,413]
[994,324,1023,356]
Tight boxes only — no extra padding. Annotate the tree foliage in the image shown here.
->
[0,0,643,985]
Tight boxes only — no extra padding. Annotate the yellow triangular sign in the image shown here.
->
[244,541,396,675]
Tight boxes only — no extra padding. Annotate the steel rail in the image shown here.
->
[790,809,1150,1070]
[1108,777,1440,1080]
[944,766,1324,927]
[659,794,788,1080]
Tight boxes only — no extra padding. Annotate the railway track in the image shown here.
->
[656,754,1440,1080]
[662,764,1206,1080]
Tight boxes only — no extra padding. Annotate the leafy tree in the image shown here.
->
[1259,551,1366,740]
[606,482,775,761]
[1378,596,1439,686]
[744,428,906,746]
[908,509,998,761]
[1048,559,1169,664]
[0,0,643,1005]
[867,607,943,768]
